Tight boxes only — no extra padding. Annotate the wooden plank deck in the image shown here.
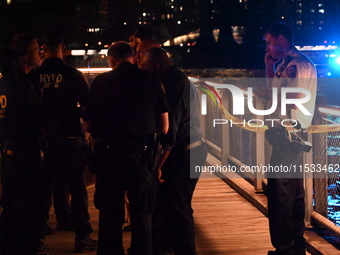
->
[42,177,304,255]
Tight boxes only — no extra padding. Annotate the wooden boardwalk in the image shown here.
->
[42,177,298,255]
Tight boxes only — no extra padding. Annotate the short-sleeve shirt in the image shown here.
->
[86,61,168,149]
[30,57,89,137]
[0,73,41,150]
[161,66,202,151]
[271,46,317,128]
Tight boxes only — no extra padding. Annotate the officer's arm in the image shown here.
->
[157,112,169,135]
[265,52,277,80]
[82,121,91,133]
[155,149,170,184]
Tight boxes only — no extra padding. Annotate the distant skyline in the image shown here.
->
[0,0,339,48]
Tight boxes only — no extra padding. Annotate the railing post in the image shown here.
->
[221,89,230,166]
[254,95,265,192]
[312,110,328,218]
[198,91,207,140]
[304,137,314,228]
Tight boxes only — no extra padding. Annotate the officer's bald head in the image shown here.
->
[107,41,134,69]
[139,47,172,75]
[108,41,134,61]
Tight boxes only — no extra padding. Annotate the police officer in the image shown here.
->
[29,30,97,253]
[139,47,208,255]
[256,23,317,255]
[0,34,47,255]
[85,41,169,255]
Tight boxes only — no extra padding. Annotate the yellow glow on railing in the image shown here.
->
[204,81,248,95]
[78,68,111,72]
[205,81,219,86]
[188,77,198,82]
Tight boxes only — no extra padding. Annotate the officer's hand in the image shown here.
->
[264,52,279,67]
[155,168,164,185]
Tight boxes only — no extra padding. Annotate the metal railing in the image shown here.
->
[193,77,340,237]
[79,67,340,238]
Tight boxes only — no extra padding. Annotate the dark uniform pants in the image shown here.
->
[42,136,92,240]
[267,141,306,255]
[94,149,155,255]
[0,144,45,255]
[153,143,207,255]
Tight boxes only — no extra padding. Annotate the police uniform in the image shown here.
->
[0,69,45,254]
[86,61,168,255]
[152,67,207,255]
[267,46,317,255]
[30,57,92,241]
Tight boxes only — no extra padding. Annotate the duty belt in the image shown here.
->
[186,138,205,150]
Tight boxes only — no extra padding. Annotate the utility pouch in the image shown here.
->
[265,126,291,153]
[265,126,312,154]
[290,131,312,153]
[142,134,162,172]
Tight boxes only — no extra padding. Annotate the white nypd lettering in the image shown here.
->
[40,74,63,88]
[0,95,7,119]
[0,95,7,109]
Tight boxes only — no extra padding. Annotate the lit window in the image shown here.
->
[296,21,302,25]
[143,13,146,17]
[281,16,284,19]
[319,9,325,14]
[124,22,127,25]
[311,9,315,13]
[7,0,11,4]
[177,21,181,24]
[296,9,302,13]
[180,6,183,11]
